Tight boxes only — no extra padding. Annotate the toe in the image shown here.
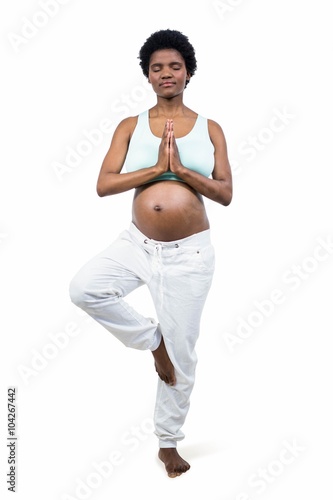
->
[168,472,178,478]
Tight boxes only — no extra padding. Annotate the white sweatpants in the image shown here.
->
[69,223,215,448]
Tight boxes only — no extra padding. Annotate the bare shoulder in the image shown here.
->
[207,118,227,146]
[207,118,224,135]
[115,115,139,138]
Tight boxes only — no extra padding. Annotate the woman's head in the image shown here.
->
[138,29,197,87]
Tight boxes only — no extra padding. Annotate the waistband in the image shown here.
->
[129,222,211,249]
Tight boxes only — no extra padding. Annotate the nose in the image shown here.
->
[161,69,172,79]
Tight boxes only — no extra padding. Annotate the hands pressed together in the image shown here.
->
[156,120,184,176]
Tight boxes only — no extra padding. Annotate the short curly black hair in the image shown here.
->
[138,29,197,84]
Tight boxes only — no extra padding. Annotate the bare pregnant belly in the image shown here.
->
[132,181,209,241]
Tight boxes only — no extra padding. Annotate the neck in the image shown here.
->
[154,95,186,118]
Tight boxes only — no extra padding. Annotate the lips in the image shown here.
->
[160,82,175,87]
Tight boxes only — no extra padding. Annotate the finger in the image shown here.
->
[162,121,168,138]
[170,129,176,146]
[167,129,172,146]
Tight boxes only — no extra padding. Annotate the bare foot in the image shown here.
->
[152,337,176,385]
[158,448,190,477]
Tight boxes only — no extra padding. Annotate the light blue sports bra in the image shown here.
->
[124,110,215,182]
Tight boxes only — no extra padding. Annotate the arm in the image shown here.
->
[96,117,170,197]
[169,119,233,206]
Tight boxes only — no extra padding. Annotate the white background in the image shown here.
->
[1,0,332,498]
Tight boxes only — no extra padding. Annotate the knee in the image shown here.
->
[69,270,121,309]
[69,273,88,309]
[69,268,100,310]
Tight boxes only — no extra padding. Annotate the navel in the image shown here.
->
[154,205,162,211]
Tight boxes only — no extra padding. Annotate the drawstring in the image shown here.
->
[143,238,180,309]
[153,243,164,307]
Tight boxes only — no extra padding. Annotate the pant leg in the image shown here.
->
[69,229,161,351]
[144,230,215,448]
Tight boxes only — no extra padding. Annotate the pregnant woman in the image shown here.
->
[69,29,232,478]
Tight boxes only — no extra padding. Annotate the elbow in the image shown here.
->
[217,184,232,206]
[96,181,110,197]
[222,191,233,206]
[222,181,233,206]
[96,184,106,197]
[96,172,119,197]
[96,174,105,197]
[96,175,114,197]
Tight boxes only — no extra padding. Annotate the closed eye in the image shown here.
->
[150,63,183,72]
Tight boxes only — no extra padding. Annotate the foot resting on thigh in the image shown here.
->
[152,337,176,386]
[158,448,190,478]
